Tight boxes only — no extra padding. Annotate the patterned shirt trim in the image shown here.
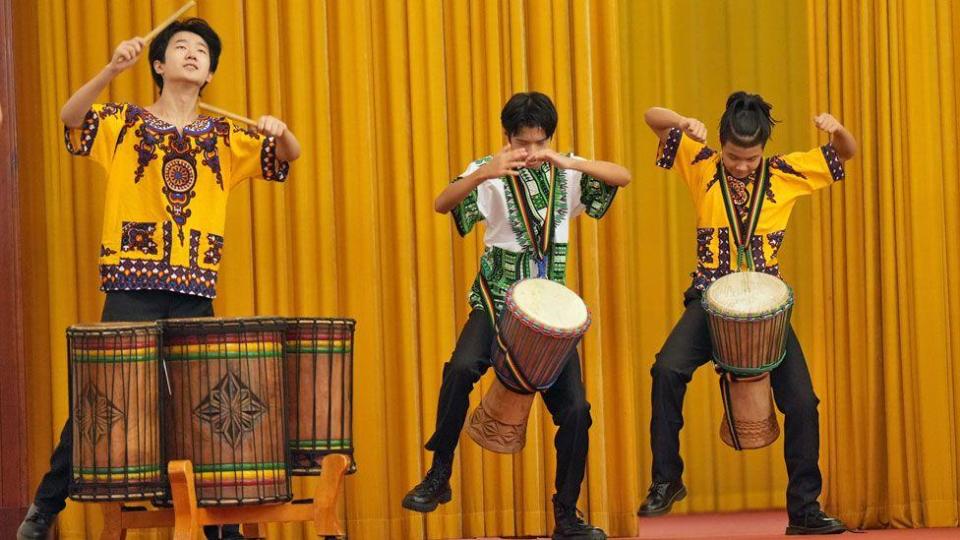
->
[451,156,491,236]
[100,261,218,298]
[258,132,290,181]
[503,174,536,253]
[655,127,682,169]
[820,143,845,181]
[64,104,124,156]
[581,172,618,218]
[707,161,777,204]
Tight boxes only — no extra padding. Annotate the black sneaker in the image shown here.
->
[401,460,453,513]
[17,505,56,540]
[786,509,847,535]
[552,495,606,540]
[636,480,686,517]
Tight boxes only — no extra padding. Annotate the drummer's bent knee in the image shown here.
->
[651,355,695,384]
[444,356,485,385]
[554,399,592,428]
[779,391,819,419]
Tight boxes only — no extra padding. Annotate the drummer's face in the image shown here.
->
[155,31,214,88]
[507,126,551,168]
[721,142,764,180]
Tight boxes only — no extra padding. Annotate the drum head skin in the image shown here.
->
[509,278,589,332]
[703,272,793,318]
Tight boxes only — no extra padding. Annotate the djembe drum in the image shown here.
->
[284,318,356,474]
[68,322,164,501]
[160,317,291,505]
[702,271,794,450]
[466,278,591,453]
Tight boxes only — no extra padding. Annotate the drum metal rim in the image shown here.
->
[67,321,160,334]
[285,317,357,327]
[160,316,288,334]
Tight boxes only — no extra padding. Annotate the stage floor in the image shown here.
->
[452,510,960,539]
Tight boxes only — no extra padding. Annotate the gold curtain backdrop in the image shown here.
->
[9,0,959,538]
[808,0,960,529]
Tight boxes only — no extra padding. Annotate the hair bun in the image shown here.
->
[719,91,777,146]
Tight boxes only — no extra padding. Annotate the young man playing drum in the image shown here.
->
[402,92,630,540]
[638,92,856,535]
[18,18,300,540]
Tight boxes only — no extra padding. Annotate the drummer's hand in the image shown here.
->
[813,113,843,134]
[524,148,574,170]
[678,116,707,143]
[108,38,146,75]
[477,145,528,180]
[257,116,288,138]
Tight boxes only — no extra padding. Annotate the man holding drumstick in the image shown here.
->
[18,17,300,540]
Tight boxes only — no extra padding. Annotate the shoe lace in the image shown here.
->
[555,500,587,525]
[648,481,671,498]
[421,463,450,490]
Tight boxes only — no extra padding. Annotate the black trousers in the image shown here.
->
[31,290,236,538]
[649,287,823,519]
[425,310,593,507]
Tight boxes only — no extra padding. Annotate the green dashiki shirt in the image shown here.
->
[451,155,617,318]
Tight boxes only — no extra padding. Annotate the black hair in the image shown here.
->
[500,92,558,139]
[148,18,222,94]
[718,91,778,147]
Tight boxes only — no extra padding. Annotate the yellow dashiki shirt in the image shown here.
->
[655,127,845,290]
[452,156,618,317]
[65,102,289,298]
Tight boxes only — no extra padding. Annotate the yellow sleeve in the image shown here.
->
[769,144,846,195]
[655,127,718,194]
[63,103,129,169]
[225,121,290,189]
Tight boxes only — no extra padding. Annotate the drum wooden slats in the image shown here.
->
[705,305,792,375]
[160,317,291,506]
[491,307,584,393]
[284,318,356,475]
[68,323,163,501]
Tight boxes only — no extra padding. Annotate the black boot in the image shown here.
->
[204,523,246,539]
[401,456,452,513]
[551,495,606,540]
[786,509,847,535]
[17,505,57,540]
[636,480,686,517]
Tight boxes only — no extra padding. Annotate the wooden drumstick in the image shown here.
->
[199,102,259,127]
[142,0,198,43]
